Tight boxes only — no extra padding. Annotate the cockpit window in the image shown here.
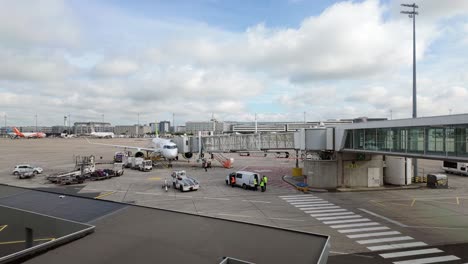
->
[164,145,177,149]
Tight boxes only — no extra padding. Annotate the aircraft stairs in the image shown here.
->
[212,153,233,168]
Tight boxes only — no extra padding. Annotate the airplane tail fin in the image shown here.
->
[13,127,23,136]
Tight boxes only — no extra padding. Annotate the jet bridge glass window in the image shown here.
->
[408,127,424,153]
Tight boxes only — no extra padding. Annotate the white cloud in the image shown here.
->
[1,0,468,126]
[93,59,140,77]
[0,49,76,81]
[0,0,80,48]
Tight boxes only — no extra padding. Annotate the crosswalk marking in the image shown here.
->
[281,194,463,264]
[310,212,355,217]
[347,231,401,239]
[338,226,390,233]
[283,199,322,202]
[379,248,443,259]
[289,200,329,205]
[357,236,413,245]
[294,203,333,208]
[323,218,370,225]
[299,206,340,210]
[392,255,460,264]
[317,215,362,221]
[367,242,427,251]
[304,209,347,214]
[330,222,380,229]
[279,194,316,198]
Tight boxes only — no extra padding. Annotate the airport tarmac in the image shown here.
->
[1,138,468,263]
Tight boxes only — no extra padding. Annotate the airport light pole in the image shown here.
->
[35,114,38,132]
[401,3,419,181]
[254,113,258,134]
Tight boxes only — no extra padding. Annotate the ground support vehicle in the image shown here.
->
[46,155,96,185]
[16,171,36,179]
[171,170,200,192]
[442,161,468,176]
[226,171,260,190]
[13,164,43,176]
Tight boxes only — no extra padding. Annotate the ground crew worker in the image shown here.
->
[260,178,266,192]
[253,177,258,191]
[203,159,208,172]
[263,175,268,186]
[231,175,236,187]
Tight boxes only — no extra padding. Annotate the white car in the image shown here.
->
[12,164,43,175]
[171,170,200,192]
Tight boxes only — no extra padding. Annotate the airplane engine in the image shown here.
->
[183,152,193,159]
[135,151,145,158]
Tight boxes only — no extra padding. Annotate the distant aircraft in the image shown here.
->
[13,127,46,138]
[88,127,115,138]
[89,131,115,138]
[87,136,178,163]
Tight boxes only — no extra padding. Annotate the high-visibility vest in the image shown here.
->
[260,180,265,187]
[253,179,257,185]
[264,177,268,184]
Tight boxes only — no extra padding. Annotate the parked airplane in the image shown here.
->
[87,136,178,163]
[87,127,115,138]
[89,131,115,138]
[13,127,46,138]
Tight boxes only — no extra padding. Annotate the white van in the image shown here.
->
[226,171,260,189]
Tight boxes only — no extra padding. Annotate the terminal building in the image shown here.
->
[114,125,152,137]
[73,122,113,135]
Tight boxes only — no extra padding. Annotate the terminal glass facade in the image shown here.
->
[344,126,468,157]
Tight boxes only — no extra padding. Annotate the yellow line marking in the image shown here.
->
[147,177,161,180]
[94,191,116,199]
[0,238,55,245]
[457,197,460,205]
[411,199,416,207]
[0,225,7,232]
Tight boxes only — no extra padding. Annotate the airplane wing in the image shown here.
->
[86,138,160,153]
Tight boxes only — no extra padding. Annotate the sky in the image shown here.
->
[1,0,468,127]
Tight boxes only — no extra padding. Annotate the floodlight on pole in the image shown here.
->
[401,3,419,183]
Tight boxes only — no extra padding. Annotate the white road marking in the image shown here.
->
[242,200,271,203]
[310,212,355,217]
[379,248,443,259]
[204,197,230,201]
[323,218,371,225]
[289,200,325,204]
[367,242,427,251]
[357,236,414,245]
[292,202,328,206]
[359,208,408,227]
[280,194,316,198]
[283,199,321,202]
[305,209,347,214]
[338,226,390,233]
[299,206,340,210]
[330,222,380,229]
[317,215,362,221]
[393,255,460,264]
[294,203,333,207]
[347,231,401,239]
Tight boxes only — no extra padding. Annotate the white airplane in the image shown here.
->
[87,136,178,162]
[89,131,115,138]
[88,127,114,138]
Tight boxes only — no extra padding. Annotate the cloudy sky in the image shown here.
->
[1,0,467,127]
